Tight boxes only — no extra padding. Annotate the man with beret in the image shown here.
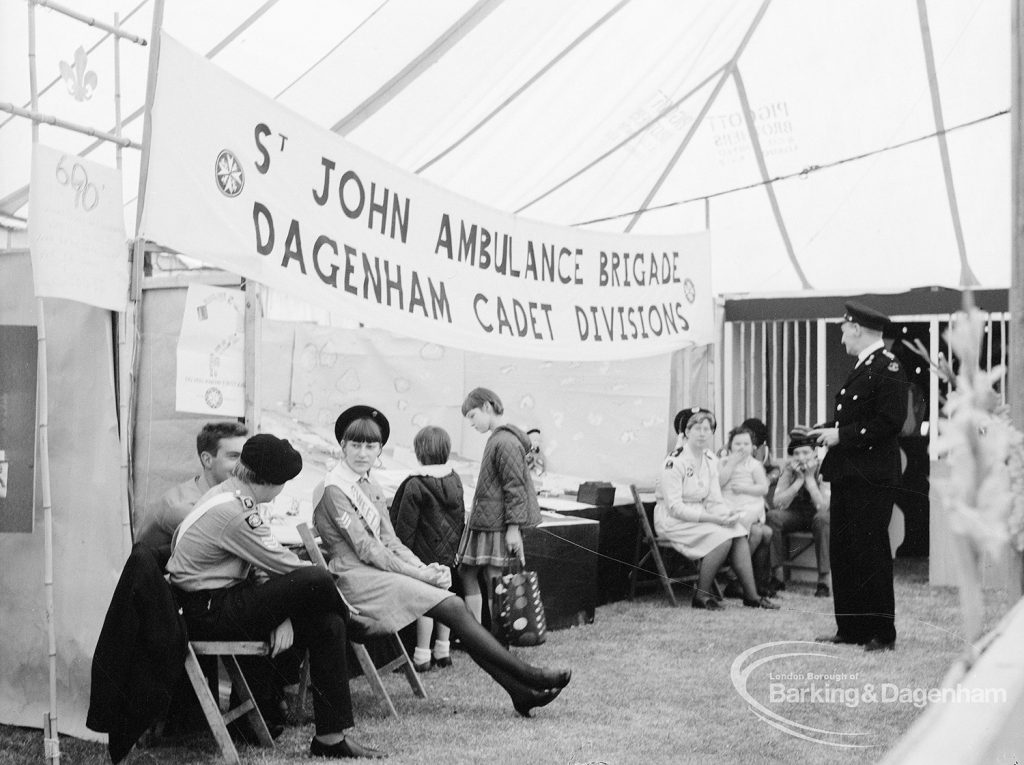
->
[811,301,908,652]
[167,433,385,759]
[765,430,831,597]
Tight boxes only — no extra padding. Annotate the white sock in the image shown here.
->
[432,640,450,660]
[413,647,432,665]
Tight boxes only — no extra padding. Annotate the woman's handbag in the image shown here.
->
[491,558,547,647]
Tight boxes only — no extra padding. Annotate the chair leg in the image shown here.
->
[351,642,399,718]
[220,657,274,746]
[295,650,310,716]
[390,633,427,699]
[184,646,240,765]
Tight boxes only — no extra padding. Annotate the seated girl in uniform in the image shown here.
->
[654,408,779,610]
[312,405,570,717]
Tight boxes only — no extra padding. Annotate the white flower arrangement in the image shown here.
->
[904,293,1023,645]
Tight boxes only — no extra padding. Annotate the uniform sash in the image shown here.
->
[171,491,236,551]
[323,467,382,538]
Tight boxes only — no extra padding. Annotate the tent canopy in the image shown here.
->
[0,0,1010,295]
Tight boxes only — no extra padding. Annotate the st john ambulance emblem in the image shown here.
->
[214,150,244,197]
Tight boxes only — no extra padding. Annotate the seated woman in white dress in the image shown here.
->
[312,405,570,718]
[654,408,779,611]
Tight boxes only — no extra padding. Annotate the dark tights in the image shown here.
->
[424,595,568,695]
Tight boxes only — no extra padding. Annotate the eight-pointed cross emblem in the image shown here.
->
[214,150,244,197]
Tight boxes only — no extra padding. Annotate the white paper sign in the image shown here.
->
[28,144,128,311]
[139,34,713,362]
[175,284,246,416]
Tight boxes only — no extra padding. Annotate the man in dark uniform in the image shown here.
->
[167,433,385,759]
[810,301,907,652]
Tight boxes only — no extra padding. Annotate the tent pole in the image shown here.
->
[27,3,60,762]
[244,281,263,433]
[915,0,977,287]
[1011,0,1024,595]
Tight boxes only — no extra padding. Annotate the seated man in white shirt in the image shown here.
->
[136,421,248,563]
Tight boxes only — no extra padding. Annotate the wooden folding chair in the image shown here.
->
[627,484,695,607]
[183,640,274,765]
[296,523,426,718]
[781,530,816,581]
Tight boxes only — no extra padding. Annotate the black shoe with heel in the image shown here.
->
[743,596,780,610]
[310,736,386,759]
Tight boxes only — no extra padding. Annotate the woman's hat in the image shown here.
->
[334,405,391,446]
[674,406,716,434]
[240,433,303,485]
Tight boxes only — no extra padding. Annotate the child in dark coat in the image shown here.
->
[390,426,466,671]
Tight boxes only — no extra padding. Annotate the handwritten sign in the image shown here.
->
[28,144,128,311]
[140,34,712,361]
[175,284,245,416]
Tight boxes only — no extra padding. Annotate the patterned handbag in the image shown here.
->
[491,558,547,647]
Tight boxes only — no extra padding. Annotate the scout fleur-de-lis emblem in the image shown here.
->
[214,150,244,197]
[59,46,98,102]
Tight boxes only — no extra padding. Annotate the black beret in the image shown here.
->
[674,406,716,434]
[241,434,303,485]
[843,300,890,333]
[334,405,390,446]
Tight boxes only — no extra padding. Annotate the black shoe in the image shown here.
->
[863,637,896,653]
[814,583,831,598]
[512,685,563,718]
[432,655,453,669]
[722,580,745,599]
[530,667,571,691]
[815,633,862,645]
[743,596,780,610]
[692,596,723,610]
[310,736,387,759]
[768,576,786,592]
[412,660,432,673]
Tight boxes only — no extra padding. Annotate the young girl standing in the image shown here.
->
[390,426,466,672]
[457,387,541,624]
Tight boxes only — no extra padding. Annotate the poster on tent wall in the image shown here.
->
[28,144,128,311]
[175,284,246,416]
[0,326,37,533]
[139,34,712,362]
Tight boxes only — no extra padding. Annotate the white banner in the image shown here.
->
[28,144,128,311]
[140,34,712,361]
[175,284,245,417]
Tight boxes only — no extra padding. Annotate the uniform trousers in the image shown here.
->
[175,567,354,735]
[765,507,830,574]
[829,477,896,644]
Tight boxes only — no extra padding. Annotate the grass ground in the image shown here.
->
[0,558,1012,765]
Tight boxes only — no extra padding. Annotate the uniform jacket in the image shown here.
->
[468,425,541,531]
[87,544,188,764]
[820,347,908,484]
[390,469,466,566]
[166,479,309,591]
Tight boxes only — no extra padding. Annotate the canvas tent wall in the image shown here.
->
[0,248,125,741]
